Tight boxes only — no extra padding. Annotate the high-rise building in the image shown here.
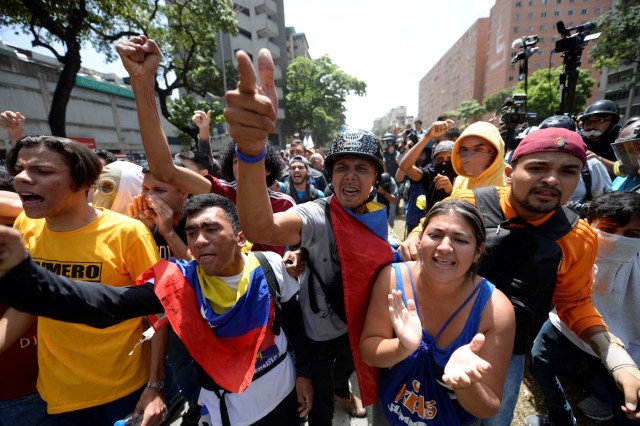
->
[418,18,489,122]
[286,26,311,62]
[418,0,612,123]
[216,0,288,145]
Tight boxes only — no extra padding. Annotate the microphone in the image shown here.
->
[512,38,524,49]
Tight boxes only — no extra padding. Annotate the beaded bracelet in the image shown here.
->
[235,145,267,163]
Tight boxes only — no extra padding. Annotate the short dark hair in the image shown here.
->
[587,191,640,227]
[93,149,117,165]
[445,127,462,140]
[7,136,102,191]
[221,140,283,186]
[183,193,240,233]
[0,167,15,192]
[175,150,213,174]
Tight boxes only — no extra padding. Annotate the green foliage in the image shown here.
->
[0,0,238,136]
[483,88,515,113]
[168,95,224,147]
[454,100,486,125]
[590,0,640,85]
[513,66,594,119]
[285,55,366,145]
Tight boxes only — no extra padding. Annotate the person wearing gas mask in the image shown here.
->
[91,160,144,215]
[450,121,507,194]
[611,118,640,193]
[577,100,622,177]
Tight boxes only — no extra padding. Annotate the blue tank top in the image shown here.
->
[379,263,495,426]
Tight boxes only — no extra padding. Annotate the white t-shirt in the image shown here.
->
[569,157,612,202]
[199,251,299,425]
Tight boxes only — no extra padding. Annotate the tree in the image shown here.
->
[454,100,486,126]
[513,66,594,120]
[483,88,515,114]
[590,0,640,87]
[285,55,366,145]
[168,95,224,148]
[0,1,237,137]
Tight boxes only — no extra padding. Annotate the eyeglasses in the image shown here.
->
[581,116,611,127]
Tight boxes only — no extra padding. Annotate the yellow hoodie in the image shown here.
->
[451,121,506,193]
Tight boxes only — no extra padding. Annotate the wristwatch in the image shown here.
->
[146,380,165,391]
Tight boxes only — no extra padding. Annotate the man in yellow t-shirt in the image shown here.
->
[7,136,165,426]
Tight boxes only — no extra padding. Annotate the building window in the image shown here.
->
[528,25,534,31]
[509,76,515,82]
[595,7,602,13]
[528,12,534,18]
[529,0,535,4]
[581,8,588,14]
[536,63,542,68]
[557,0,561,3]
[537,49,543,55]
[540,24,547,30]
[516,1,522,6]
[239,28,252,39]
[514,26,520,33]
[568,9,574,15]
[541,11,547,17]
[554,10,561,16]
[542,0,548,4]
[515,13,520,20]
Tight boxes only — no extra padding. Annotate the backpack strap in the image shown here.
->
[254,252,282,336]
[472,186,505,227]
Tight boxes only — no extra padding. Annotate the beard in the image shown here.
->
[513,186,564,214]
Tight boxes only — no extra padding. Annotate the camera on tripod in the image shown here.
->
[499,94,537,127]
[555,21,599,53]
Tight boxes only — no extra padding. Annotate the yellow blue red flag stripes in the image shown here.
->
[135,254,271,393]
[329,197,398,406]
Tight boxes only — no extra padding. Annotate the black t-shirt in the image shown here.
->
[583,124,620,161]
[419,163,453,207]
[153,217,188,260]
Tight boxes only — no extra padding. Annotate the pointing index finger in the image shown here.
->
[235,50,258,94]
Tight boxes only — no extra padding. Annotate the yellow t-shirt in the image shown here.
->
[14,209,160,413]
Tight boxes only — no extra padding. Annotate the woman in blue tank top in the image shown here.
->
[361,199,515,425]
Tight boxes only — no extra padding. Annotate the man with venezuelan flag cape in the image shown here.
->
[0,194,313,426]
[225,50,401,426]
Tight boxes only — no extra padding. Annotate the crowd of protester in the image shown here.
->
[0,35,639,426]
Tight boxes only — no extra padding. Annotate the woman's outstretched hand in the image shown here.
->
[388,289,422,353]
[442,333,491,390]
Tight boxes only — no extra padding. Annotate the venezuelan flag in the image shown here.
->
[138,253,271,394]
[329,197,400,406]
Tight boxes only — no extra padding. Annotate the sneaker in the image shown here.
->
[334,392,367,418]
[577,395,613,421]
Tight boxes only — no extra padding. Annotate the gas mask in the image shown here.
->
[92,161,143,214]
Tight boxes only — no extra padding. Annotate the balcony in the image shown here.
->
[255,0,277,17]
[255,13,279,38]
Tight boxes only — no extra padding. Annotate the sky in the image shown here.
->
[0,0,495,130]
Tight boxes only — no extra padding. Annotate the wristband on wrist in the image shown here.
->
[235,146,267,163]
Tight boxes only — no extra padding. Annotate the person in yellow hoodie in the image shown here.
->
[451,121,506,194]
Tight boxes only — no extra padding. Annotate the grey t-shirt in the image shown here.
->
[292,199,347,341]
